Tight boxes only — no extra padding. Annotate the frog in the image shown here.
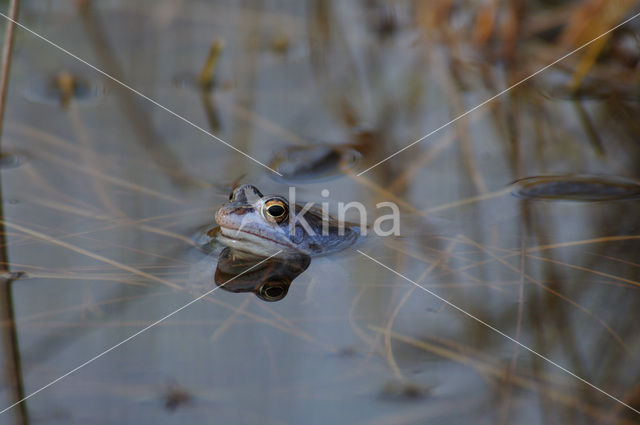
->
[215,184,361,257]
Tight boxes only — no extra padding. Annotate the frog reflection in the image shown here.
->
[214,247,310,302]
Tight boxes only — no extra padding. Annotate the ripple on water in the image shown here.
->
[511,174,640,201]
[171,71,235,92]
[269,145,361,182]
[0,152,25,169]
[23,73,106,106]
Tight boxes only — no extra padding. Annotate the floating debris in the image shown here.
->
[269,145,361,182]
[23,71,105,106]
[0,271,27,281]
[270,33,290,55]
[511,174,640,201]
[163,382,192,412]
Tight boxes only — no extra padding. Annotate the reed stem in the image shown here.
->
[0,0,20,150]
[198,39,224,89]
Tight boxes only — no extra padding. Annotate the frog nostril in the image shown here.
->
[232,190,247,203]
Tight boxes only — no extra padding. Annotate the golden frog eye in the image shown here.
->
[262,198,288,223]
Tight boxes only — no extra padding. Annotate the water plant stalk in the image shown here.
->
[0,2,29,424]
[198,39,224,88]
[0,0,19,147]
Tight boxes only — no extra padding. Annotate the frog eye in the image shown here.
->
[262,198,288,223]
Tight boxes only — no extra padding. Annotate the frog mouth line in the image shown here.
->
[218,224,294,249]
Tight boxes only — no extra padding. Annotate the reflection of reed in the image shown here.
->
[197,39,223,132]
[0,0,29,422]
[200,91,221,133]
[300,2,640,421]
[75,0,208,189]
[0,0,19,149]
[0,276,28,425]
[0,1,638,422]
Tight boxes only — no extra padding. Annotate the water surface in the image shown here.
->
[0,1,639,425]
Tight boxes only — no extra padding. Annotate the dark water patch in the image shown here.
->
[269,145,361,182]
[512,174,640,201]
[378,380,431,401]
[337,346,359,357]
[23,72,106,106]
[163,382,192,412]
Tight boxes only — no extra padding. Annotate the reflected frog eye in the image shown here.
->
[262,198,288,223]
[258,280,288,301]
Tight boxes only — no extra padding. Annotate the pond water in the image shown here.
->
[0,1,640,424]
